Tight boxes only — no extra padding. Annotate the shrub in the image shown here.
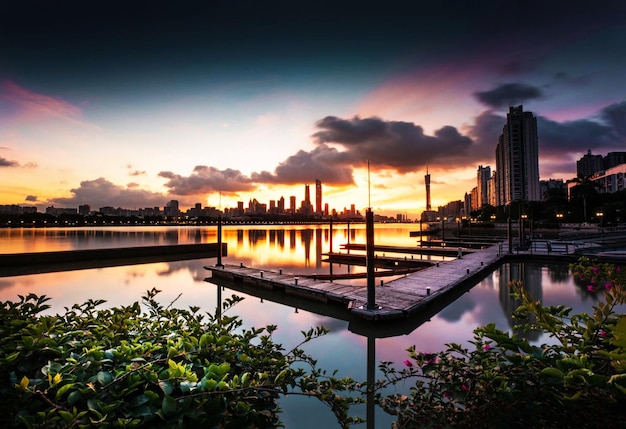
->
[375,257,626,428]
[0,288,358,428]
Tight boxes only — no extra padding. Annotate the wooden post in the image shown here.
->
[366,209,377,310]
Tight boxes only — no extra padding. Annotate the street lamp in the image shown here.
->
[596,212,604,238]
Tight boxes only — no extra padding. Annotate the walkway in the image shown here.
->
[205,244,504,321]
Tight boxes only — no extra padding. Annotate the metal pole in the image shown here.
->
[366,209,376,310]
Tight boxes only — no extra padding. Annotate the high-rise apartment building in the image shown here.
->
[576,150,604,178]
[476,165,491,208]
[495,105,540,205]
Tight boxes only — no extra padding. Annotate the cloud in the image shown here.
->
[0,156,18,167]
[600,100,626,139]
[50,178,167,209]
[537,116,614,157]
[464,110,505,150]
[25,195,37,202]
[158,166,255,195]
[0,80,97,128]
[310,116,484,172]
[251,145,355,185]
[474,83,543,109]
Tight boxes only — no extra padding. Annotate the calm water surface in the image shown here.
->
[0,225,615,428]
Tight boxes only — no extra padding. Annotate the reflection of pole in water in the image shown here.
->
[290,230,296,249]
[367,334,375,429]
[216,285,222,320]
[216,216,223,267]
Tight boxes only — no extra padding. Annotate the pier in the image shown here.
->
[205,243,504,322]
[0,243,227,277]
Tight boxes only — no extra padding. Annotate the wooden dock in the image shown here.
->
[205,243,504,321]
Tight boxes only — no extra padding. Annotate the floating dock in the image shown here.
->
[0,243,227,277]
[205,243,504,322]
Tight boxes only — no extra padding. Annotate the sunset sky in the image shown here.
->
[1,1,625,218]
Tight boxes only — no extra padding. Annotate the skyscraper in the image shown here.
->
[477,165,491,208]
[315,179,322,215]
[495,105,540,205]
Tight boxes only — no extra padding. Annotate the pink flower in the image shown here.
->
[427,357,437,364]
[461,384,468,391]
[587,285,595,292]
[592,266,600,274]
[601,330,607,337]
[605,282,612,290]
[484,344,491,351]
[444,391,452,398]
[403,359,413,367]
[616,267,621,273]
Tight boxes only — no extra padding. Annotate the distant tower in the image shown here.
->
[425,167,431,211]
[315,179,322,215]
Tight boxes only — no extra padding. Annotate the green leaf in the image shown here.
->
[68,390,82,406]
[162,395,177,416]
[540,367,564,379]
[56,383,74,399]
[158,380,173,396]
[97,371,114,385]
[6,351,20,363]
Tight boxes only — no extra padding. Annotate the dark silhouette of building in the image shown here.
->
[495,105,540,205]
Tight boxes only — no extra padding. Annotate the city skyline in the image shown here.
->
[1,2,625,217]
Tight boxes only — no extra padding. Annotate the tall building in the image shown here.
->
[289,196,296,214]
[315,179,322,215]
[605,151,626,169]
[476,165,491,208]
[576,149,604,178]
[495,105,540,205]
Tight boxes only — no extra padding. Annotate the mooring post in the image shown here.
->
[216,215,224,267]
[366,208,377,310]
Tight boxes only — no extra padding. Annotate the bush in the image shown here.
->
[0,288,358,428]
[374,257,626,428]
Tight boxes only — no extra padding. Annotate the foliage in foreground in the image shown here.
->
[3,257,626,429]
[375,257,626,428]
[0,288,359,428]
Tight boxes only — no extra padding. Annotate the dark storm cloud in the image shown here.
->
[537,116,614,156]
[251,145,354,185]
[51,178,166,208]
[158,166,255,195]
[311,116,483,172]
[465,111,505,149]
[0,156,18,167]
[600,100,626,138]
[474,83,543,109]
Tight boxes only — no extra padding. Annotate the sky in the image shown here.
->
[1,1,625,218]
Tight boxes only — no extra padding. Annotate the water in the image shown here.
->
[0,224,614,427]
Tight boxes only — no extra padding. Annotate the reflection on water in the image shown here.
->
[1,225,621,428]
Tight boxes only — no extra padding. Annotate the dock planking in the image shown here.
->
[205,243,505,321]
